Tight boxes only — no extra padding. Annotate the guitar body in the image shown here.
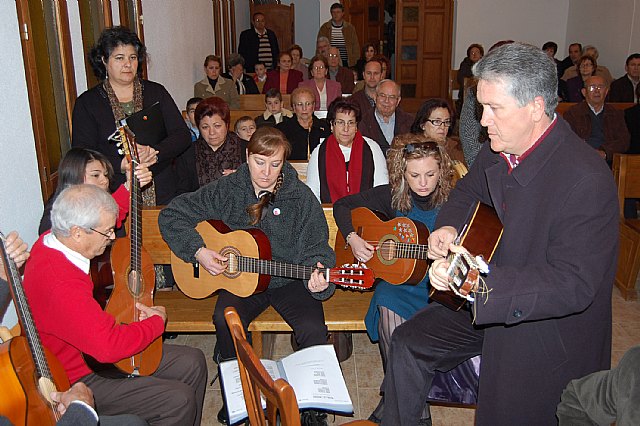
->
[171,221,272,299]
[334,207,430,285]
[429,202,504,310]
[0,336,70,426]
[106,236,162,376]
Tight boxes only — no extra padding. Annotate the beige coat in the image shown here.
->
[193,76,240,109]
[318,20,360,68]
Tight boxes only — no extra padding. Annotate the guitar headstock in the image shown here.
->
[114,123,140,165]
[328,264,375,290]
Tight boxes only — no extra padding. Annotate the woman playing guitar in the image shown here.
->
[159,127,335,424]
[334,134,477,422]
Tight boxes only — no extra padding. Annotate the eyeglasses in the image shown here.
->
[425,119,452,127]
[403,142,439,154]
[313,65,326,70]
[328,53,339,58]
[587,84,606,92]
[333,119,357,129]
[89,227,115,239]
[376,93,399,102]
[293,101,314,108]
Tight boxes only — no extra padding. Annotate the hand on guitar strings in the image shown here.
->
[308,262,329,293]
[50,382,95,416]
[0,231,29,281]
[427,226,458,260]
[195,248,228,276]
[124,161,154,190]
[136,302,168,324]
[428,244,476,292]
[347,233,374,263]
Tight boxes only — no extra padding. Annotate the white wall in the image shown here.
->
[0,3,44,327]
[142,0,216,111]
[68,1,87,94]
[565,0,640,79]
[453,0,570,69]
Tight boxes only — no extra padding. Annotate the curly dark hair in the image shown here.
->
[88,26,146,81]
[195,97,230,128]
[327,98,361,124]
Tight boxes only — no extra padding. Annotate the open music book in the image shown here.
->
[220,344,353,424]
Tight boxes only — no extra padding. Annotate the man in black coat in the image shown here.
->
[608,53,640,103]
[238,12,279,71]
[381,43,618,426]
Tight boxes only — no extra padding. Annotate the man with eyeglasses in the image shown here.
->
[564,75,630,164]
[358,79,413,154]
[326,46,355,94]
[238,12,279,71]
[22,184,207,425]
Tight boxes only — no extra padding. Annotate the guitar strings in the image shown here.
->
[471,276,491,324]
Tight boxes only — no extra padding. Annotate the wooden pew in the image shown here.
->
[238,94,292,110]
[143,205,371,357]
[555,102,634,117]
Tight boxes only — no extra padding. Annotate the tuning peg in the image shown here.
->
[118,149,124,155]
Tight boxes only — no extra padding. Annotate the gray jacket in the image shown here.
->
[159,162,335,300]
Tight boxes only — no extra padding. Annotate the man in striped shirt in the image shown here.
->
[317,3,360,68]
[238,12,280,72]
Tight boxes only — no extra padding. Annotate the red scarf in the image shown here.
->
[325,131,365,202]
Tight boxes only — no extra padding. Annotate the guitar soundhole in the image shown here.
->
[219,246,242,279]
[376,236,398,265]
[127,269,143,298]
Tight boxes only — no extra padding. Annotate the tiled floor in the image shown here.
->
[168,284,640,425]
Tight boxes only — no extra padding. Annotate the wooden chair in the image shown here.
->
[224,307,375,425]
[612,154,640,300]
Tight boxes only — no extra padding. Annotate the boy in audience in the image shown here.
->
[234,116,257,142]
[253,62,268,93]
[255,88,293,128]
[185,97,202,142]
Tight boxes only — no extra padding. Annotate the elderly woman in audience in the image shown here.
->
[289,44,309,80]
[194,55,240,109]
[355,42,377,80]
[298,55,342,111]
[255,88,293,128]
[276,87,331,160]
[306,99,388,202]
[565,55,597,102]
[72,26,190,206]
[262,51,304,95]
[222,53,259,95]
[176,97,246,193]
[334,134,468,423]
[411,98,466,168]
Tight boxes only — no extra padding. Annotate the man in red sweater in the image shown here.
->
[22,185,207,426]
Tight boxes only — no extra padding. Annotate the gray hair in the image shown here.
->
[51,184,118,237]
[473,42,558,117]
[316,36,329,44]
[376,79,401,95]
[582,45,599,59]
[227,53,245,69]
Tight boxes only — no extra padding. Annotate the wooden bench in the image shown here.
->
[555,102,634,117]
[143,205,370,357]
[238,94,292,110]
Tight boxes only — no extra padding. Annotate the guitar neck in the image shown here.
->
[129,163,142,274]
[0,234,56,382]
[394,242,430,260]
[234,256,322,281]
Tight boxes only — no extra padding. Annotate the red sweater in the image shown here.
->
[112,184,130,228]
[22,235,164,383]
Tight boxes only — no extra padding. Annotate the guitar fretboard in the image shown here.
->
[233,256,321,280]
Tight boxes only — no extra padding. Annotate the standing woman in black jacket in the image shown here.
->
[72,26,190,205]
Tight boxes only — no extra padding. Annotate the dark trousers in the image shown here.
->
[212,280,329,361]
[81,344,207,426]
[381,303,484,426]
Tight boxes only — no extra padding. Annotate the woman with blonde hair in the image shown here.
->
[334,133,455,423]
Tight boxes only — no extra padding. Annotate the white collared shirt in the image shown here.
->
[44,233,90,274]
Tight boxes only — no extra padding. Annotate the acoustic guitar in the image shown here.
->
[0,231,70,425]
[170,220,375,299]
[95,124,162,376]
[334,203,503,311]
[334,207,431,285]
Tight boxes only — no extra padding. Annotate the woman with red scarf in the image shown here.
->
[306,99,388,203]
